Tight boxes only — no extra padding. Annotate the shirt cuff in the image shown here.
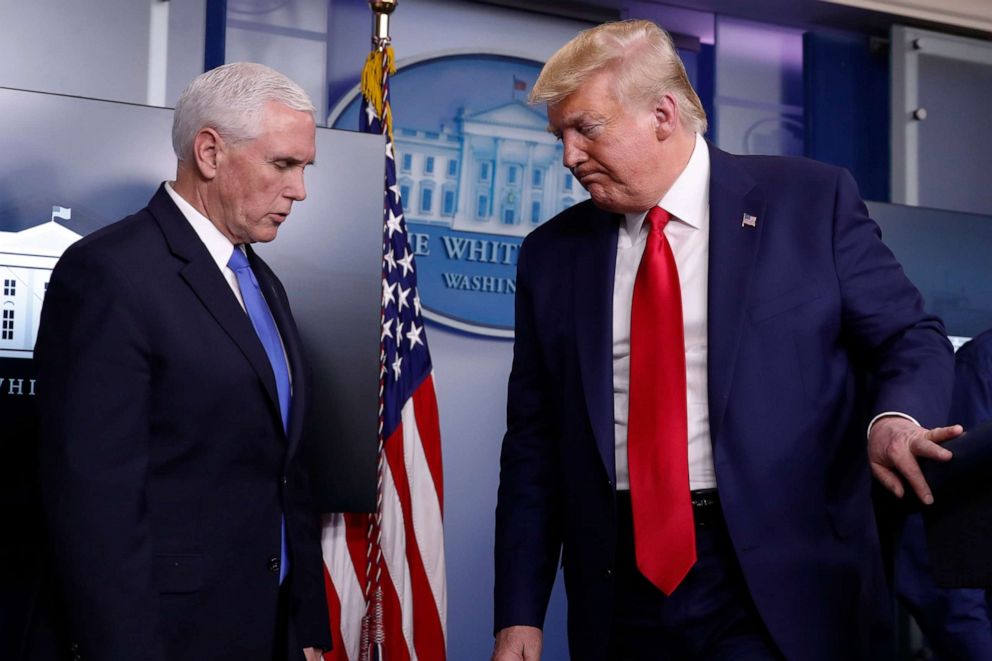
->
[866,411,921,440]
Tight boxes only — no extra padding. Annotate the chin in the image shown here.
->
[250,230,279,244]
[589,192,623,214]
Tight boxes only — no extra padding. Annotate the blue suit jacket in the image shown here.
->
[35,186,331,660]
[494,144,954,660]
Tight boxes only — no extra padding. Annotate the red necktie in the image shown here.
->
[628,206,695,595]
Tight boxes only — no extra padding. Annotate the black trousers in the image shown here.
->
[609,491,782,661]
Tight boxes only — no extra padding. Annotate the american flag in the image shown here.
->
[321,45,447,661]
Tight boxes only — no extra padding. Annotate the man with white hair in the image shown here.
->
[493,19,959,661]
[36,62,330,660]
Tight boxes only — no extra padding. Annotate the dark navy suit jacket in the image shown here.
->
[494,144,954,660]
[35,186,331,660]
[951,330,992,429]
[894,330,992,658]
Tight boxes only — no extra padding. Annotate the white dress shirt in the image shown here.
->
[613,132,715,491]
[164,181,247,311]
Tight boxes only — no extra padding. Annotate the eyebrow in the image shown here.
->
[270,156,316,166]
[548,109,604,132]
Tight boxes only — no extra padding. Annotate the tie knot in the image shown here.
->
[228,246,249,271]
[645,206,671,233]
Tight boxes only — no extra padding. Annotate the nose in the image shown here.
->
[286,167,307,202]
[562,135,585,171]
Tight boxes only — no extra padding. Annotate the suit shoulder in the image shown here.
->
[731,153,848,187]
[957,330,992,367]
[60,208,160,266]
[718,151,867,210]
[522,199,611,251]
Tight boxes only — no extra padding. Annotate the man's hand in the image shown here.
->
[303,647,324,661]
[868,416,962,504]
[492,625,543,661]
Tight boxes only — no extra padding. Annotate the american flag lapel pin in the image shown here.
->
[741,213,757,228]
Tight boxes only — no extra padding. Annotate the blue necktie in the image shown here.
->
[228,246,291,584]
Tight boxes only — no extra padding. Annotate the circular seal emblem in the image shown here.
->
[329,52,587,337]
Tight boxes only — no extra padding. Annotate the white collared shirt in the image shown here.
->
[612,132,715,490]
[164,181,246,311]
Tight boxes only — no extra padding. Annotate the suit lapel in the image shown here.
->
[706,145,765,447]
[147,186,283,424]
[249,246,306,460]
[574,207,621,483]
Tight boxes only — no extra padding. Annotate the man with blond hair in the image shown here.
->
[493,19,959,660]
[36,63,330,660]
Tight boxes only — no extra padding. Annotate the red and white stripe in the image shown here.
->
[323,374,446,660]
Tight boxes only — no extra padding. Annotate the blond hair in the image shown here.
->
[530,19,707,135]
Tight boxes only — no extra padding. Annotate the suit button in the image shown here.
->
[268,555,281,573]
[604,568,613,579]
[282,476,288,486]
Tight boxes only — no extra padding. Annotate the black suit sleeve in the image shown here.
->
[949,338,992,430]
[494,239,564,632]
[35,244,167,660]
[922,336,992,587]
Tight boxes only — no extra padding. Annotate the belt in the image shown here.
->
[690,488,719,509]
[617,489,722,527]
[690,488,721,527]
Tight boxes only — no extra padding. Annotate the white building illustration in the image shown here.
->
[395,100,588,237]
[0,217,82,359]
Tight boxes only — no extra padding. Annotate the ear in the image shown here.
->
[653,93,680,141]
[191,127,223,180]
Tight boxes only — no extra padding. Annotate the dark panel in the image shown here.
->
[868,200,992,339]
[204,0,228,71]
[0,87,384,518]
[697,43,716,142]
[804,30,889,201]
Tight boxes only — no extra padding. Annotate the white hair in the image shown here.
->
[172,62,315,161]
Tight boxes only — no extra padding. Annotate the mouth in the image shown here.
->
[574,174,600,191]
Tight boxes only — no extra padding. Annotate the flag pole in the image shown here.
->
[363,2,397,660]
[371,0,396,46]
[326,3,444,659]
[362,1,397,140]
